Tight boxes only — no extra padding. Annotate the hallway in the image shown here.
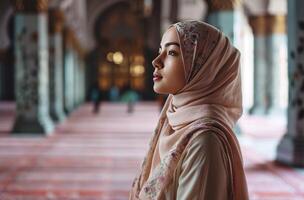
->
[0,102,304,200]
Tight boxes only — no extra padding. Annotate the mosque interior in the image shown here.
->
[0,0,304,199]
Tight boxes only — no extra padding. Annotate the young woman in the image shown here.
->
[129,20,249,200]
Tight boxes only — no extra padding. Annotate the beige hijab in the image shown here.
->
[129,20,248,200]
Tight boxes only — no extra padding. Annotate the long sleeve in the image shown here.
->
[176,132,230,200]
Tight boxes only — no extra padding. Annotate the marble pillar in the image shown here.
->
[63,47,74,113]
[207,11,235,42]
[276,0,304,167]
[265,16,287,115]
[81,56,87,103]
[48,9,65,122]
[248,17,268,115]
[63,27,84,112]
[205,0,241,43]
[76,56,85,105]
[249,15,287,115]
[80,59,85,103]
[73,51,79,107]
[12,0,54,134]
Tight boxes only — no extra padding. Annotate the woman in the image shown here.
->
[129,20,249,200]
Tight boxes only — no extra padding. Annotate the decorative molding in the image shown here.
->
[205,0,242,12]
[13,0,48,13]
[87,0,129,50]
[248,14,286,35]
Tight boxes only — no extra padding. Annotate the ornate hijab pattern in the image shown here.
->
[129,20,248,200]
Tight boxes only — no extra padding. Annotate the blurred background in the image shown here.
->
[0,0,303,199]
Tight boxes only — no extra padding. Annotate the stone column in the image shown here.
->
[265,15,287,115]
[63,28,77,112]
[63,45,74,113]
[76,55,85,105]
[73,51,79,107]
[63,28,84,111]
[248,16,268,115]
[248,15,287,115]
[276,0,304,167]
[205,0,241,43]
[48,9,65,122]
[80,58,85,103]
[73,36,85,104]
[12,0,54,134]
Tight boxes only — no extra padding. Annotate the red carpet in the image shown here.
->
[0,102,303,200]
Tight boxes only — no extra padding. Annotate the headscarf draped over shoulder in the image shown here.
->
[129,20,248,200]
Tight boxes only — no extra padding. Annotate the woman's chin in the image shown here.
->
[153,86,166,94]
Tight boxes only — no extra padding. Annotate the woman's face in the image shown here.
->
[152,27,186,95]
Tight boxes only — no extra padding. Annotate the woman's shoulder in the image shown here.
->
[178,130,229,172]
[167,131,229,199]
[186,131,224,155]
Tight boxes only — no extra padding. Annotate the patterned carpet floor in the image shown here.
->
[0,102,303,200]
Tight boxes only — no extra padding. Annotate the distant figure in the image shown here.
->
[120,85,139,113]
[90,84,101,114]
[109,85,120,102]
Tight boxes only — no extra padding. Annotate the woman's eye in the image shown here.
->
[168,50,177,56]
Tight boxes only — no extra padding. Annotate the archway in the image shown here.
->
[87,1,146,101]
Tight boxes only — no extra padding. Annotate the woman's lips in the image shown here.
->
[153,73,162,82]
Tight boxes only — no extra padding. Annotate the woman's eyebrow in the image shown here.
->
[159,42,180,49]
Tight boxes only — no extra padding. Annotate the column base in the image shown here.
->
[12,116,54,135]
[249,105,267,115]
[266,106,285,116]
[50,108,65,123]
[63,106,72,115]
[276,134,304,167]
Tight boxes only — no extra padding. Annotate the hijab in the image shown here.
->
[129,20,248,200]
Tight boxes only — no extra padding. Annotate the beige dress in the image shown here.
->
[162,132,230,200]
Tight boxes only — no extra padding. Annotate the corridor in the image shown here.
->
[0,102,303,200]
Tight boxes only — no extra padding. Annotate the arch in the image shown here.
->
[0,5,14,100]
[0,7,13,49]
[85,0,147,100]
[87,0,129,50]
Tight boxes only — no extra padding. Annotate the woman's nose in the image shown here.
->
[152,55,163,69]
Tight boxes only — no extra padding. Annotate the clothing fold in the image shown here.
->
[129,20,248,200]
